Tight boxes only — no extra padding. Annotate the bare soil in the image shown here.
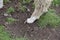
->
[0,0,60,40]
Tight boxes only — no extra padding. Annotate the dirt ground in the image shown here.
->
[0,0,60,40]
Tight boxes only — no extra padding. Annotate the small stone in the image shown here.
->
[31,34,33,37]
[27,8,30,12]
[4,13,8,16]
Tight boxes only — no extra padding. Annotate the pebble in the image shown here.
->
[27,8,30,12]
[4,13,8,16]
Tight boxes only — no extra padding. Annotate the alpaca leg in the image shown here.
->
[26,0,40,23]
[44,0,53,12]
[34,0,53,19]
[26,8,39,23]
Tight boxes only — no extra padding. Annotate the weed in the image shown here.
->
[20,6,27,12]
[0,25,5,32]
[5,17,16,24]
[37,9,60,28]
[6,7,15,14]
[18,1,27,12]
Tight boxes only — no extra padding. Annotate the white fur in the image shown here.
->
[0,0,3,8]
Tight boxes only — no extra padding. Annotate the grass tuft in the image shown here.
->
[6,7,15,14]
[37,9,60,28]
[0,25,11,40]
[20,6,27,12]
[5,17,16,24]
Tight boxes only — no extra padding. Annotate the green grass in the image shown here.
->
[52,0,60,6]
[22,0,32,4]
[0,25,12,40]
[6,7,15,14]
[5,17,16,24]
[20,5,27,12]
[0,25,28,40]
[37,9,60,28]
[19,0,32,4]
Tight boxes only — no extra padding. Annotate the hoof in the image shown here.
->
[26,17,37,23]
